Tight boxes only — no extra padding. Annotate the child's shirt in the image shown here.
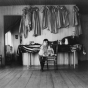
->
[39,45,48,56]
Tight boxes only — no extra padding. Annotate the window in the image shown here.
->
[5,31,13,46]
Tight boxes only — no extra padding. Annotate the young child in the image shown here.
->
[39,39,48,71]
[47,45,54,56]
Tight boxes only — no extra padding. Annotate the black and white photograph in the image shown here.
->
[0,0,88,88]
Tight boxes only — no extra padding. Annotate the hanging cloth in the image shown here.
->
[23,8,29,38]
[24,10,32,38]
[25,11,32,32]
[59,6,69,28]
[63,6,69,27]
[48,6,58,34]
[32,7,41,37]
[56,6,62,29]
[42,6,49,29]
[19,7,32,38]
[73,5,79,26]
[75,14,82,36]
[19,15,25,34]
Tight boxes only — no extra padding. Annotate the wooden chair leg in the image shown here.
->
[47,60,48,70]
[55,60,58,70]
[1,59,2,66]
[0,55,2,66]
[54,61,55,70]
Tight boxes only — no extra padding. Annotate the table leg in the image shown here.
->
[73,51,76,69]
[30,53,31,67]
[27,53,29,69]
[69,53,71,66]
[27,53,31,69]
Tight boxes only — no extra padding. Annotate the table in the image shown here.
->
[58,45,77,69]
[17,44,40,69]
[27,46,77,69]
[18,44,79,69]
[27,51,40,69]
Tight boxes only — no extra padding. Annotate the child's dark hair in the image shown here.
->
[43,39,48,42]
[43,39,49,45]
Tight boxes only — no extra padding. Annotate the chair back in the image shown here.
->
[0,55,2,60]
[0,55,2,65]
[49,40,58,55]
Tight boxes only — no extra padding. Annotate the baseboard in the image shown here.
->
[22,64,78,69]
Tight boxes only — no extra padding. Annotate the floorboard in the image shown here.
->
[0,63,88,88]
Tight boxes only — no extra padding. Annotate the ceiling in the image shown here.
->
[0,0,88,14]
[0,0,87,5]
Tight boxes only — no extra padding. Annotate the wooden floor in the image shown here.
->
[0,61,88,88]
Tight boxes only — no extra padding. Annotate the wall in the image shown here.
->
[22,5,78,66]
[78,14,88,61]
[0,5,77,65]
[22,5,75,45]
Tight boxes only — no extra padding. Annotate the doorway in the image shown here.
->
[4,15,22,66]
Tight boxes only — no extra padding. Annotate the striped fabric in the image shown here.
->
[17,44,41,54]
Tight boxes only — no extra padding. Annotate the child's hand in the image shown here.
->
[44,52,48,56]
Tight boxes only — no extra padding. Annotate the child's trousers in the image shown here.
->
[39,55,47,71]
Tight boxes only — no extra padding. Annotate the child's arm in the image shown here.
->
[51,48,54,55]
[39,45,44,56]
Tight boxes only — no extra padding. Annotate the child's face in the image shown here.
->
[48,45,51,49]
[43,41,48,46]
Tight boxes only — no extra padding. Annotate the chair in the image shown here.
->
[0,55,2,65]
[46,40,58,70]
